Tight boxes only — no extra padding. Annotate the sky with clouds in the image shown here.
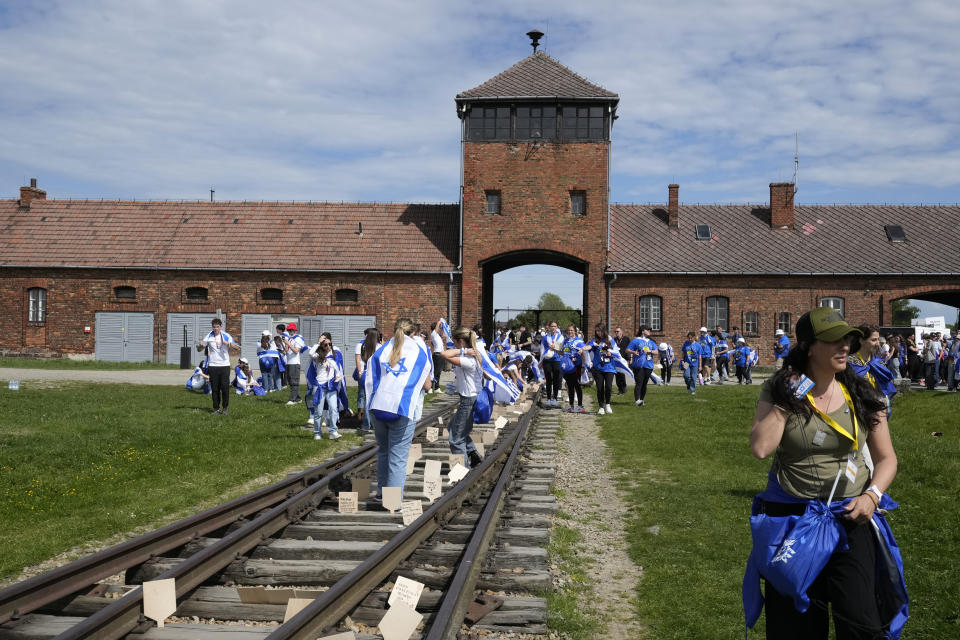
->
[1,1,957,318]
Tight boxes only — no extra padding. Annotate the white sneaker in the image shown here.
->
[307,417,315,426]
[597,407,605,415]
[285,401,298,406]
[328,432,342,440]
[635,399,644,406]
[313,434,321,440]
[605,404,613,414]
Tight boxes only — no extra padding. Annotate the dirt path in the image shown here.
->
[553,393,645,639]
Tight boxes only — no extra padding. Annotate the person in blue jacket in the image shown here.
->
[747,307,902,639]
[626,325,658,407]
[733,337,752,384]
[773,328,791,368]
[679,332,702,394]
[582,323,618,414]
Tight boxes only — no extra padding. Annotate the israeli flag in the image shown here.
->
[476,343,521,402]
[609,346,635,380]
[439,317,455,348]
[366,335,432,422]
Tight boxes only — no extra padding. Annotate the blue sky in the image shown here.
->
[1,1,957,318]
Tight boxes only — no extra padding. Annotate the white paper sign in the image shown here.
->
[338,492,358,514]
[426,426,439,442]
[409,443,422,460]
[283,597,314,623]
[143,578,176,628]
[378,604,423,640]
[388,576,425,609]
[424,459,442,481]
[438,416,444,425]
[448,463,469,485]
[423,477,442,502]
[382,487,402,512]
[494,416,508,429]
[401,500,423,526]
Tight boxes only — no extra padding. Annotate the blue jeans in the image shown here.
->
[259,367,276,392]
[682,363,697,393]
[447,394,478,467]
[316,388,339,435]
[371,413,417,497]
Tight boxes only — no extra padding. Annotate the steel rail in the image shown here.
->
[423,390,539,639]
[268,394,540,640]
[0,401,452,630]
[47,402,457,640]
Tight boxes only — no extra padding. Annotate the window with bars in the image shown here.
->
[468,106,511,141]
[28,287,47,323]
[706,296,728,331]
[516,105,557,140]
[820,297,844,317]
[570,191,586,216]
[744,311,759,335]
[638,295,662,332]
[485,191,501,215]
[778,312,792,334]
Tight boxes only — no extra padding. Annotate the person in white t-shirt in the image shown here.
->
[283,322,305,405]
[195,317,240,415]
[439,327,485,468]
[430,320,448,391]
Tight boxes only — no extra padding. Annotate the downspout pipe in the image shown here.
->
[607,273,617,333]
[458,106,465,271]
[448,272,454,325]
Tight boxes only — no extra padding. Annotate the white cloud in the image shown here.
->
[0,0,958,203]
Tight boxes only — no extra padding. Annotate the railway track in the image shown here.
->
[0,385,561,640]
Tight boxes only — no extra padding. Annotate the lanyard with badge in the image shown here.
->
[802,379,860,482]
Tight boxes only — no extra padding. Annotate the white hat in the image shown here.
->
[775,329,784,336]
[737,337,746,343]
[239,357,248,364]
[261,330,271,336]
[658,342,668,350]
[699,326,708,332]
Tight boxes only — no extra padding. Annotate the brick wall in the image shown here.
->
[0,268,458,358]
[609,275,953,364]
[461,140,609,332]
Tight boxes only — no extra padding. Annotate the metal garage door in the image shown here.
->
[165,313,221,366]
[241,314,277,363]
[95,312,155,362]
[301,315,375,381]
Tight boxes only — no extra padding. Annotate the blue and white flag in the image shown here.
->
[439,318,454,348]
[366,335,432,422]
[609,346,635,380]
[476,343,521,402]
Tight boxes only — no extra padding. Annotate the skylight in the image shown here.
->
[695,224,712,241]
[884,225,906,243]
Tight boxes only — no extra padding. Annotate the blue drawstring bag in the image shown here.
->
[473,385,494,424]
[560,354,575,373]
[253,385,266,396]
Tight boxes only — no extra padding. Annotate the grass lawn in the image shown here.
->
[0,383,361,582]
[598,382,959,639]
[0,357,180,370]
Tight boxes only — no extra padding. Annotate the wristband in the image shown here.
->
[866,485,883,503]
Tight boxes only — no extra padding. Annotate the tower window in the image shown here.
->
[468,106,511,141]
[516,105,557,140]
[570,191,586,216]
[485,191,501,215]
[561,104,606,141]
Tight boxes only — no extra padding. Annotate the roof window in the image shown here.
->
[695,224,712,241]
[884,225,906,243]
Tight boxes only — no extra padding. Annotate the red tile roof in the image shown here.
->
[609,203,960,275]
[457,51,618,100]
[0,200,459,272]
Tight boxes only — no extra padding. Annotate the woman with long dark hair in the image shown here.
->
[355,327,381,431]
[748,308,899,638]
[438,327,485,468]
[582,323,617,414]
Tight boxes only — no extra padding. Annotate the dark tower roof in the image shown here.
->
[456,51,618,102]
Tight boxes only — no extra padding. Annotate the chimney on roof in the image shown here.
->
[769,182,794,230]
[668,184,679,228]
[19,178,46,209]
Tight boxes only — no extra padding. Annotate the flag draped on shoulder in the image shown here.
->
[609,344,635,380]
[365,335,432,422]
[476,343,521,402]
[439,317,455,348]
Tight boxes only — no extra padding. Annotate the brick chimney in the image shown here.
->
[668,183,679,228]
[769,182,794,230]
[19,178,46,209]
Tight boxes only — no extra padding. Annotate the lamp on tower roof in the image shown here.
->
[526,29,544,52]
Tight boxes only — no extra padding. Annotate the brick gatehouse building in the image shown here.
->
[2,47,959,371]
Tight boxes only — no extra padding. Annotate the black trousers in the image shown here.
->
[615,371,627,393]
[595,371,614,406]
[208,366,231,411]
[543,360,563,400]
[660,361,672,383]
[432,352,444,386]
[764,518,883,640]
[563,369,583,406]
[632,367,652,402]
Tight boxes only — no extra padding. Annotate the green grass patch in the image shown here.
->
[543,524,604,639]
[0,384,359,581]
[599,383,960,639]
[0,357,180,370]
